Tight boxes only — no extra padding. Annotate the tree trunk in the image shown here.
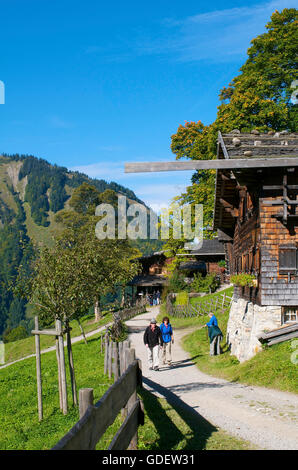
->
[66,321,78,407]
[120,288,125,307]
[94,298,101,322]
[77,319,88,345]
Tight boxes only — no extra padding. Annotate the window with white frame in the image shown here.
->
[283,307,298,324]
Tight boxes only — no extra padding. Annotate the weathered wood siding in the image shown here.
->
[259,199,298,306]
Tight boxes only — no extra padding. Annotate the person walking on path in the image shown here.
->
[143,318,163,370]
[205,312,223,356]
[160,316,174,366]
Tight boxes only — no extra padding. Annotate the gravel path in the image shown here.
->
[126,306,298,450]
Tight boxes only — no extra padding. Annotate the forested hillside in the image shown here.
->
[0,153,162,340]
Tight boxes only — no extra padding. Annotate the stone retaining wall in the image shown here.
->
[226,298,282,362]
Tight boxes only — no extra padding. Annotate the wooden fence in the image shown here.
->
[116,303,147,322]
[167,292,233,318]
[52,342,143,450]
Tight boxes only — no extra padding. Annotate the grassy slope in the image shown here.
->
[0,332,254,450]
[158,288,298,394]
[0,335,114,450]
[4,312,113,364]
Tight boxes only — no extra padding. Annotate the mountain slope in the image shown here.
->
[0,153,162,338]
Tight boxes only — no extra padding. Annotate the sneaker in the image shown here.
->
[168,362,172,367]
[154,366,159,371]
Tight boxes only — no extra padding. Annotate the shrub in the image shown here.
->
[175,291,189,306]
[168,271,188,293]
[190,273,220,293]
[3,325,28,343]
[218,260,226,268]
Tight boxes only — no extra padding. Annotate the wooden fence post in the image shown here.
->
[104,334,109,375]
[113,342,119,382]
[56,319,68,415]
[66,321,78,407]
[125,348,138,450]
[119,341,123,374]
[79,388,94,419]
[34,316,43,421]
[55,336,63,411]
[108,341,113,378]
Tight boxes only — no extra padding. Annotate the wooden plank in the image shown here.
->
[56,337,63,411]
[104,335,108,375]
[108,400,142,450]
[91,360,139,449]
[258,323,298,341]
[125,157,298,173]
[56,319,68,415]
[52,406,95,450]
[34,317,43,421]
[31,329,61,336]
[267,331,298,346]
[79,388,94,419]
[108,340,113,378]
[218,131,230,159]
[52,361,140,450]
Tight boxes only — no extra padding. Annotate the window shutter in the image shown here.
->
[279,245,297,273]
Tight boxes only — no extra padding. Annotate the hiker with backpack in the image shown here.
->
[205,312,223,356]
[143,318,163,370]
[160,316,174,367]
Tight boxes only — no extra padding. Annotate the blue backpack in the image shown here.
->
[160,323,172,342]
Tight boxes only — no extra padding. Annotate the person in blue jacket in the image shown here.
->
[160,316,174,366]
[205,313,223,356]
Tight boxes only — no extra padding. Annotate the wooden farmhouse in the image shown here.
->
[177,238,226,282]
[213,130,298,360]
[128,251,169,298]
[129,240,226,298]
[125,130,298,361]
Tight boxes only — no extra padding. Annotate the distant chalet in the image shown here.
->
[125,129,298,359]
[214,130,298,313]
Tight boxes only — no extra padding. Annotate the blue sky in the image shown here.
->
[0,0,296,211]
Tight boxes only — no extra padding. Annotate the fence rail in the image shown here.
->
[116,303,147,322]
[167,292,233,318]
[52,342,143,450]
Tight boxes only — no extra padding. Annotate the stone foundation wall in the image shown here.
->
[226,298,282,362]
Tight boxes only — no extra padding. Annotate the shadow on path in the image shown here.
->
[140,377,219,450]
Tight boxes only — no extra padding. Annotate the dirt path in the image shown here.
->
[126,306,298,450]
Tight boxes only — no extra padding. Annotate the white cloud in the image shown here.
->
[69,160,193,212]
[136,0,296,62]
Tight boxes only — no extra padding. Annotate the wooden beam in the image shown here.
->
[34,317,43,421]
[125,157,298,173]
[108,400,144,450]
[31,329,62,336]
[218,131,230,159]
[263,185,298,190]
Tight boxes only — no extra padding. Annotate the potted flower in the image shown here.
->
[230,273,256,287]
